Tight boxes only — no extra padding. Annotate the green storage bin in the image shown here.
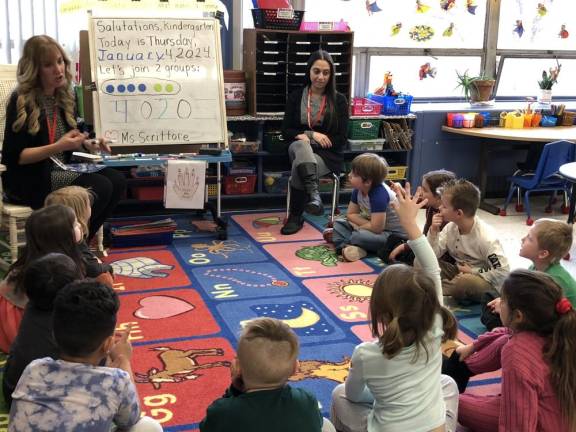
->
[348,119,381,140]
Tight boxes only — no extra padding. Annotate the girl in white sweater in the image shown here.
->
[331,183,459,432]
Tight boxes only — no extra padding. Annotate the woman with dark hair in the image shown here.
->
[281,50,349,235]
[1,35,126,238]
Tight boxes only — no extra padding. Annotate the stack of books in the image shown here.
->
[110,217,177,247]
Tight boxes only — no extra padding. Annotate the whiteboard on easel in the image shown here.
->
[88,17,227,147]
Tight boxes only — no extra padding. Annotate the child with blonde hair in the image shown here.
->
[481,218,576,330]
[45,186,113,286]
[331,183,459,432]
[201,317,334,432]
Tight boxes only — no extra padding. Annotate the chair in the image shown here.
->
[0,66,105,267]
[0,65,34,269]
[285,172,341,226]
[499,140,576,225]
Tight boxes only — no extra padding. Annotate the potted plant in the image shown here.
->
[537,61,561,104]
[456,70,495,105]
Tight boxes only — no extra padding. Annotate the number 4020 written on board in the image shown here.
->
[106,98,210,123]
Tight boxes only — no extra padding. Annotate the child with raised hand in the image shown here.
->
[383,169,455,264]
[456,270,576,431]
[328,153,406,262]
[331,182,459,432]
[45,186,114,287]
[9,280,162,432]
[201,317,334,432]
[0,205,85,353]
[481,218,576,330]
[2,253,81,407]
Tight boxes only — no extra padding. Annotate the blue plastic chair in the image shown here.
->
[499,140,576,225]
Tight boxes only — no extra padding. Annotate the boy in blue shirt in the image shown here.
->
[327,153,405,261]
[9,280,162,432]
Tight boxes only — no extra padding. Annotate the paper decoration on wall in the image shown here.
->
[419,63,437,80]
[466,0,478,14]
[409,24,435,41]
[514,19,524,38]
[365,0,383,15]
[559,24,569,39]
[443,22,455,36]
[391,22,403,36]
[537,3,547,16]
[416,0,431,13]
[440,0,456,11]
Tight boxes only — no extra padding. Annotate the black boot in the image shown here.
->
[441,350,473,393]
[281,187,305,235]
[297,163,324,216]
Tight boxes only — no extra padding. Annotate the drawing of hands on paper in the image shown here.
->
[173,166,201,199]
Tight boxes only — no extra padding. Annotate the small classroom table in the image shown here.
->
[441,126,576,214]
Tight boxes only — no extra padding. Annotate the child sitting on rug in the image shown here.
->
[0,205,85,353]
[326,153,406,262]
[427,178,509,303]
[200,317,335,432]
[2,253,81,408]
[330,182,459,432]
[9,280,162,432]
[481,218,576,330]
[382,169,456,264]
[45,186,114,287]
[454,270,576,431]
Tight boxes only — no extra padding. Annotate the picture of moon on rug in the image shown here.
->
[247,301,334,337]
[328,278,373,303]
[134,295,195,320]
[111,257,174,279]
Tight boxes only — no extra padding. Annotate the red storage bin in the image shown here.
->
[223,175,257,195]
[351,97,382,117]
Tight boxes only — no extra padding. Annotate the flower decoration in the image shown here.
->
[409,25,434,42]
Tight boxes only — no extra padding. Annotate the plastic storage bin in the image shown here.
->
[368,93,413,116]
[348,139,385,151]
[348,119,381,140]
[251,9,304,30]
[263,171,290,194]
[387,166,408,180]
[351,97,382,117]
[130,177,164,201]
[230,141,259,153]
[223,175,257,195]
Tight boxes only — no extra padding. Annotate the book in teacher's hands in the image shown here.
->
[72,151,103,163]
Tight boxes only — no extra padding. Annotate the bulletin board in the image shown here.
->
[88,16,227,148]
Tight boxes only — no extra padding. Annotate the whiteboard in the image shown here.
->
[88,17,227,147]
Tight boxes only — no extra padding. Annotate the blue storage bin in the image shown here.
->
[367,93,413,116]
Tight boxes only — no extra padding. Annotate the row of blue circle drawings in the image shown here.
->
[105,83,176,94]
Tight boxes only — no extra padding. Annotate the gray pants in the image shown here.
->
[288,140,330,190]
[330,375,459,432]
[332,219,392,253]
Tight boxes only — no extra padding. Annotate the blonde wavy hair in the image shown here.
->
[12,35,76,135]
[45,186,93,240]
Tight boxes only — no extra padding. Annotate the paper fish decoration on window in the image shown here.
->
[443,22,454,37]
[365,0,382,14]
[559,24,569,39]
[416,0,431,13]
[537,3,547,16]
[419,63,437,80]
[391,22,402,36]
[440,0,455,11]
[467,0,478,14]
[514,20,524,38]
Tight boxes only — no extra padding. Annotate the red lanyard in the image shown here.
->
[46,109,57,144]
[307,89,326,129]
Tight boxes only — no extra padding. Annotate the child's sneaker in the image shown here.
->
[342,245,367,262]
[322,227,334,243]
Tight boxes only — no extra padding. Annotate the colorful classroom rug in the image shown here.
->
[0,211,500,431]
